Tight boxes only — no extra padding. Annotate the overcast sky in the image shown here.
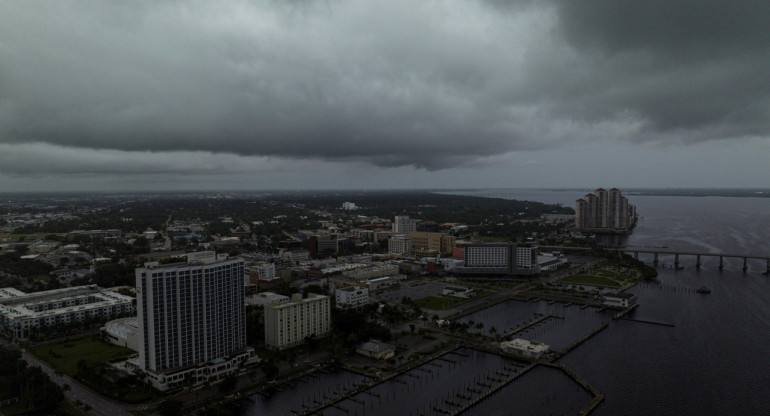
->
[1,1,769,192]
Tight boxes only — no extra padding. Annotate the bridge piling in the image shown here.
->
[743,257,748,271]
[674,254,680,268]
[767,259,769,274]
[719,256,724,270]
[696,255,701,268]
[654,252,659,266]
[634,252,638,260]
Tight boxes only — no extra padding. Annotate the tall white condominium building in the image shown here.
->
[342,202,357,210]
[575,188,635,231]
[335,286,369,309]
[135,251,247,373]
[388,236,413,255]
[265,293,331,350]
[392,215,417,234]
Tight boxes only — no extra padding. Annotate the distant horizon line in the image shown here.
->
[0,187,769,195]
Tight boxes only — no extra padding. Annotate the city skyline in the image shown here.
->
[1,1,769,192]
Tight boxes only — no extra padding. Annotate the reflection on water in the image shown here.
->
[244,191,770,415]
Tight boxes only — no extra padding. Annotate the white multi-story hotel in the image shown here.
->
[465,243,510,274]
[456,242,540,276]
[0,285,135,339]
[129,251,254,390]
[516,244,538,274]
[392,216,417,234]
[335,286,369,309]
[264,293,330,350]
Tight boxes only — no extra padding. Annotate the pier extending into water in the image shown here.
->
[501,313,563,339]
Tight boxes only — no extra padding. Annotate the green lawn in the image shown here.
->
[559,274,621,287]
[30,336,135,377]
[415,290,492,310]
[0,233,67,241]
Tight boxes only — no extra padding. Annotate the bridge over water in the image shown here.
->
[539,246,770,273]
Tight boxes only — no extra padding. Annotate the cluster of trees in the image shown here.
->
[266,191,573,225]
[477,219,569,241]
[75,359,155,403]
[332,307,392,350]
[0,346,64,414]
[0,253,53,278]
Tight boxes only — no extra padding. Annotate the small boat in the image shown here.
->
[697,286,711,294]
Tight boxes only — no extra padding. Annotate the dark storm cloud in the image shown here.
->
[545,0,770,139]
[0,0,768,176]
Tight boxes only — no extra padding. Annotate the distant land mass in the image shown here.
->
[623,188,770,198]
[441,188,770,199]
[0,188,768,199]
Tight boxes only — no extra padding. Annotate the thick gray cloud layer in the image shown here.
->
[0,0,768,178]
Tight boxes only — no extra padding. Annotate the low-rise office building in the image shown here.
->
[500,338,550,358]
[388,236,413,255]
[335,286,369,309]
[102,317,140,351]
[602,293,637,308]
[356,339,395,360]
[442,286,475,298]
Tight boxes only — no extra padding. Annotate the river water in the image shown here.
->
[464,189,770,415]
[243,189,770,415]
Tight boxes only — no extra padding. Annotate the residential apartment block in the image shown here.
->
[264,293,331,350]
[0,285,135,339]
[575,188,636,232]
[129,251,253,390]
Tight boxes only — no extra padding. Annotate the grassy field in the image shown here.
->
[30,336,135,377]
[559,274,621,287]
[0,233,67,241]
[415,290,492,310]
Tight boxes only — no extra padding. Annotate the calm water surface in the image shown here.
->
[474,189,770,415]
[244,190,770,415]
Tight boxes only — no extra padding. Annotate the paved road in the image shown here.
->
[0,337,136,416]
[22,351,136,416]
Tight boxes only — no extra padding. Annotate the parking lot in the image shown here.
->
[372,280,448,303]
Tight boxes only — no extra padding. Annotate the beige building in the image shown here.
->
[407,232,456,256]
[264,293,331,350]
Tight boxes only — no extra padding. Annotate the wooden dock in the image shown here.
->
[502,314,553,338]
[560,323,609,354]
[540,362,604,416]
